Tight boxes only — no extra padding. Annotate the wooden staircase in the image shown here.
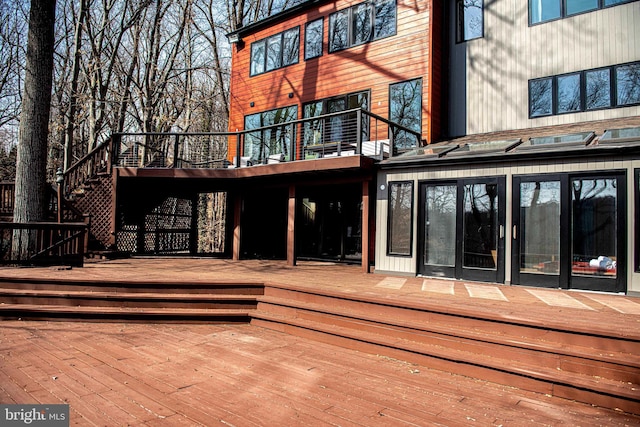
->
[1,276,638,414]
[0,277,262,323]
[252,284,640,415]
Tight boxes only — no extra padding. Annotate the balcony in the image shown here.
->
[112,109,423,169]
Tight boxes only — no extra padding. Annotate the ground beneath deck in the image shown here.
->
[2,320,639,426]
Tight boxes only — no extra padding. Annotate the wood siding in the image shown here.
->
[449,1,640,137]
[228,0,437,156]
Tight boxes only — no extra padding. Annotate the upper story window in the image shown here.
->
[456,0,483,42]
[530,0,636,25]
[390,78,422,148]
[328,0,396,53]
[305,18,323,60]
[250,27,299,76]
[529,61,640,118]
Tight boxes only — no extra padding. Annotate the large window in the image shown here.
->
[302,90,370,148]
[529,61,640,118]
[244,106,298,163]
[456,0,483,42]
[305,18,323,60]
[389,78,422,149]
[250,27,299,76]
[328,0,396,53]
[388,181,413,256]
[530,0,636,24]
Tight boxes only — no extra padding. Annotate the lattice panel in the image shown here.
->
[69,175,114,250]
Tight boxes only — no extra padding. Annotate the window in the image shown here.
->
[389,78,422,149]
[530,0,636,24]
[388,181,413,256]
[636,169,640,272]
[303,91,370,147]
[329,0,396,53]
[244,106,298,163]
[305,18,323,60]
[529,61,640,118]
[616,62,640,106]
[585,68,612,110]
[250,27,299,76]
[456,0,483,42]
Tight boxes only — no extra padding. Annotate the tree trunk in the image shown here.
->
[13,0,57,259]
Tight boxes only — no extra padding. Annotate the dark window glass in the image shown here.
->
[282,28,299,66]
[530,0,561,24]
[265,34,282,71]
[388,181,413,256]
[457,0,483,42]
[374,0,396,39]
[390,79,422,148]
[463,183,499,269]
[616,62,640,106]
[244,106,298,163]
[303,101,323,147]
[585,68,611,110]
[605,0,630,4]
[566,0,598,15]
[250,40,265,76]
[352,3,373,45]
[329,10,349,52]
[303,91,370,146]
[557,73,581,113]
[305,19,323,60]
[529,78,553,117]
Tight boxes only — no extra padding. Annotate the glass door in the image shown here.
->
[418,182,457,277]
[512,177,564,288]
[460,179,506,283]
[512,173,626,293]
[418,177,506,283]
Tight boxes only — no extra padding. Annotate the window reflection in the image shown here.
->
[305,19,323,60]
[616,63,640,106]
[463,183,498,270]
[424,185,457,266]
[530,0,560,24]
[390,79,422,149]
[520,181,561,275]
[374,0,396,39]
[457,0,484,42]
[329,10,348,52]
[389,182,413,255]
[557,74,581,113]
[571,178,618,278]
[266,34,282,71]
[529,78,553,117]
[566,0,598,15]
[250,41,265,76]
[352,3,372,45]
[586,68,611,110]
[244,106,298,163]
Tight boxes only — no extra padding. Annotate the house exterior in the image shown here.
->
[223,0,640,294]
[374,0,640,294]
[225,0,444,270]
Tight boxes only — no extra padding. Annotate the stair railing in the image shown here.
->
[63,138,113,197]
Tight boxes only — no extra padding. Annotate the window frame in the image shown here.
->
[387,180,414,257]
[389,78,423,149]
[304,18,324,60]
[328,0,397,53]
[243,105,299,162]
[456,0,484,43]
[636,169,640,273]
[528,61,640,119]
[529,0,638,26]
[250,26,300,77]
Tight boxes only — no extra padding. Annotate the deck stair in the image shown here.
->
[252,284,640,414]
[0,277,263,323]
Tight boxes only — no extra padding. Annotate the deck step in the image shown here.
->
[253,289,640,414]
[0,304,252,323]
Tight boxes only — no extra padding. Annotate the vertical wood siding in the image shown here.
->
[228,0,437,157]
[449,1,640,137]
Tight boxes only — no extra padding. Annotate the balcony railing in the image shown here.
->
[112,109,423,169]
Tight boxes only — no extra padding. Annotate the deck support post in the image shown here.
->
[287,184,296,266]
[232,193,242,260]
[361,180,370,273]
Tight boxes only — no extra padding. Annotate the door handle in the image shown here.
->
[512,225,516,239]
[499,225,504,239]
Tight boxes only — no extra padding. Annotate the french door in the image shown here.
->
[512,173,626,293]
[418,177,506,283]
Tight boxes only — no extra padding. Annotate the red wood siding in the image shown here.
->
[228,0,437,156]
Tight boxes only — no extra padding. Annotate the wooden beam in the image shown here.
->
[232,193,242,260]
[287,184,296,266]
[361,180,370,273]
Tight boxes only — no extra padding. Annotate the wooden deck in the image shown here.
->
[1,258,640,425]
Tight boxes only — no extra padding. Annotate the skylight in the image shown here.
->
[518,131,595,150]
[447,139,521,155]
[598,127,640,144]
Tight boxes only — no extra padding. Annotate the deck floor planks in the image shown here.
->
[2,317,640,426]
